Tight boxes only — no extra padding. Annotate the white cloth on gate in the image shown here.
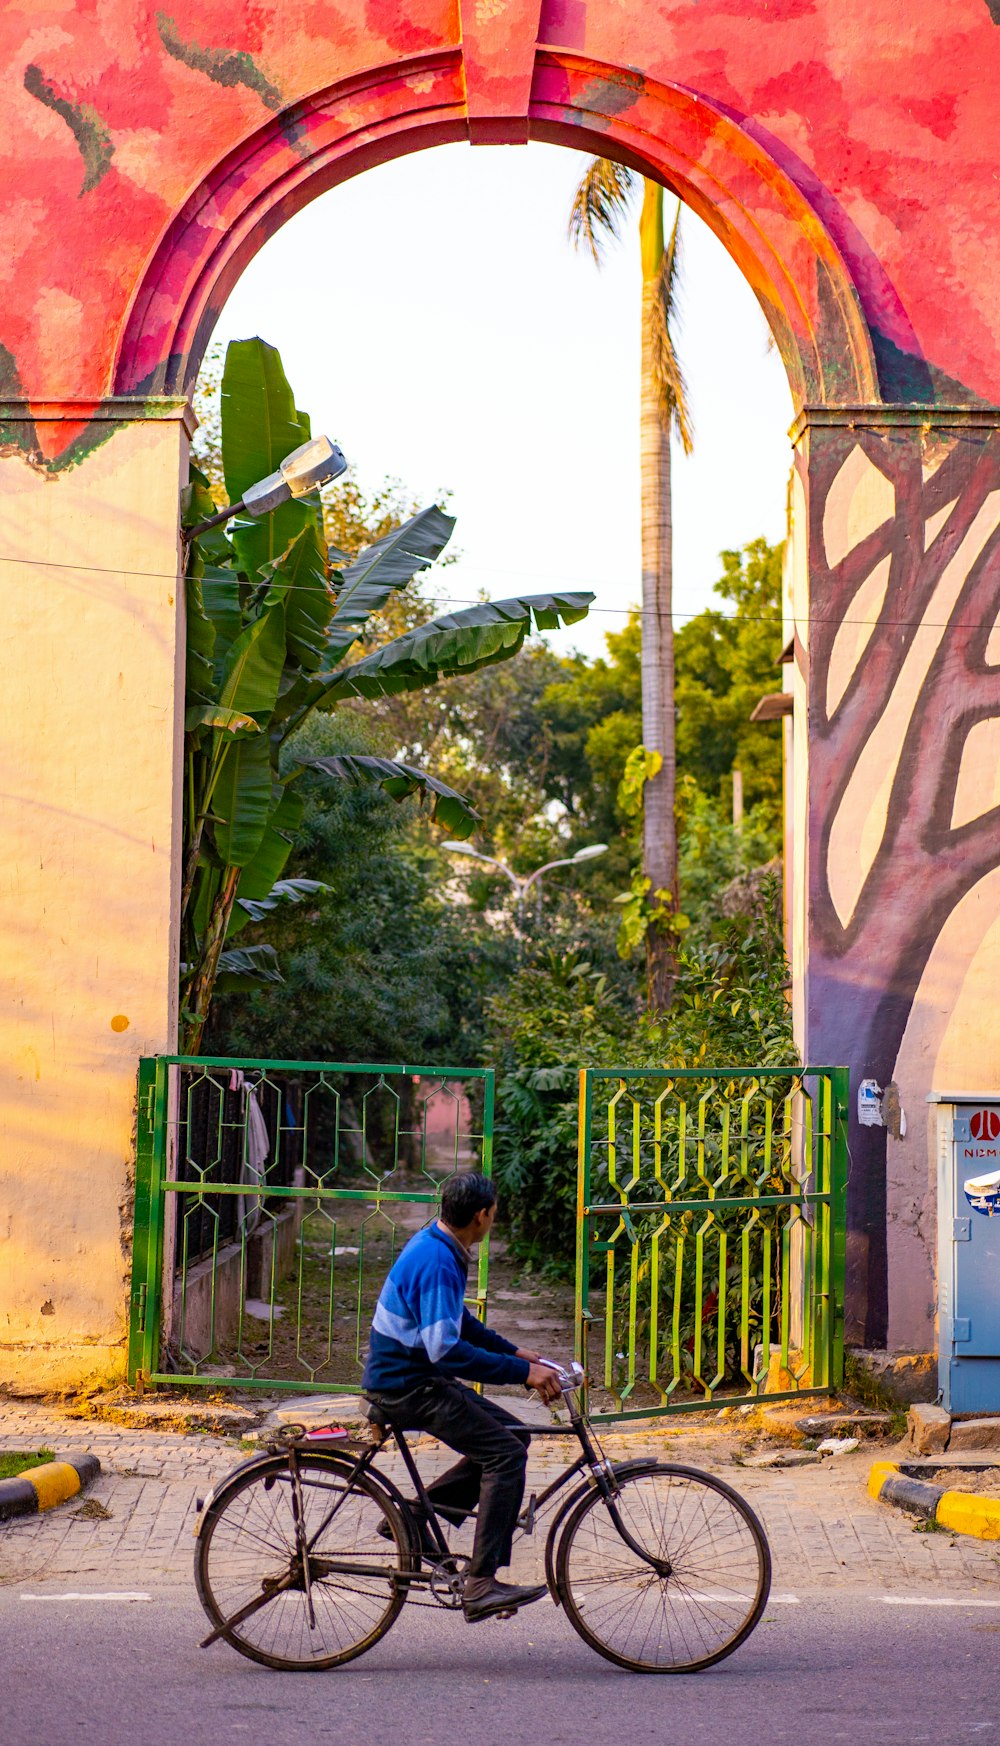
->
[229,1069,269,1232]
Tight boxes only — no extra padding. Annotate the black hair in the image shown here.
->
[440,1171,497,1228]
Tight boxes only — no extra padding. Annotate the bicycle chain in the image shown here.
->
[310,1554,470,1612]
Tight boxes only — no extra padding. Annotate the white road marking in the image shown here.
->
[882,1596,1000,1608]
[20,1591,152,1603]
[676,1592,801,1605]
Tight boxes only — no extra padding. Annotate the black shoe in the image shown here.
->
[462,1578,548,1624]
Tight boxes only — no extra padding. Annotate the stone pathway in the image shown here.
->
[2,1394,998,1598]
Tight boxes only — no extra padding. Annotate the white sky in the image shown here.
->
[206,141,794,660]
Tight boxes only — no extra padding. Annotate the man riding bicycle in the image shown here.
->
[362,1170,561,1623]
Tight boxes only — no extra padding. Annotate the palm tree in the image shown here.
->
[570,162,693,1011]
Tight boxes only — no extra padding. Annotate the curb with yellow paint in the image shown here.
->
[869,1459,1000,1542]
[0,1453,101,1523]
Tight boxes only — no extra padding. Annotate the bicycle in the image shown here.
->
[194,1361,771,1675]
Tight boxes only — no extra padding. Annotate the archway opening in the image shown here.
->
[172,131,804,1395]
[194,140,794,667]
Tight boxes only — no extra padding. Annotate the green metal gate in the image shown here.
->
[575,1066,848,1422]
[128,1055,494,1394]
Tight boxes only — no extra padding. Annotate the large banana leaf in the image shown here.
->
[315,592,594,701]
[181,466,218,532]
[218,601,287,721]
[306,753,481,838]
[184,705,260,738]
[323,506,456,661]
[261,524,333,673]
[214,943,284,992]
[201,566,244,680]
[185,569,216,705]
[232,498,315,594]
[221,338,305,505]
[222,338,319,582]
[232,787,305,902]
[236,877,330,923]
[208,730,275,866]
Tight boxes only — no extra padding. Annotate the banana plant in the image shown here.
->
[180,338,594,1052]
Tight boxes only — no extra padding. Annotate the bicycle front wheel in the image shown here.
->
[556,1461,770,1673]
[195,1453,414,1670]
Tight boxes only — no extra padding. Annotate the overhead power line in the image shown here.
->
[0,549,996,635]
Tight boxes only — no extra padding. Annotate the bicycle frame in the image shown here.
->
[298,1383,669,1586]
[198,1379,670,1651]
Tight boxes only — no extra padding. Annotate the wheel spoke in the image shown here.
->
[558,1465,769,1673]
[196,1455,409,1670]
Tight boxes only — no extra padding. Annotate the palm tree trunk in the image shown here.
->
[638,180,678,1012]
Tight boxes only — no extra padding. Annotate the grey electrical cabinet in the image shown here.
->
[934,1092,1000,1413]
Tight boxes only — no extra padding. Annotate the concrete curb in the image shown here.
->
[0,1453,101,1523]
[869,1459,1000,1541]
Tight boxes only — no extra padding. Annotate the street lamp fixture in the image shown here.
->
[183,435,348,541]
[442,841,609,926]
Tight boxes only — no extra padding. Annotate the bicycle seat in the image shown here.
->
[363,1396,417,1438]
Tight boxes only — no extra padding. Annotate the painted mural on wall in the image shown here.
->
[3,0,1000,1355]
[3,0,1000,465]
[805,423,1000,1340]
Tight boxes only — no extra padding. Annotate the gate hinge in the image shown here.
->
[136,1282,147,1333]
[142,1084,156,1126]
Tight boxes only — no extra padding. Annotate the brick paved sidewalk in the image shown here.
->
[1,1395,997,1597]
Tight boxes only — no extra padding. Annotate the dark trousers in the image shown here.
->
[367,1379,530,1579]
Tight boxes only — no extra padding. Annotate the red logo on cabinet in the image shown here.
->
[970,1108,1000,1141]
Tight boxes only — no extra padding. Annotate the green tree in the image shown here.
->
[181,337,593,1051]
[570,164,693,1012]
[486,890,795,1276]
[207,712,513,1066]
[675,537,784,837]
[408,535,783,929]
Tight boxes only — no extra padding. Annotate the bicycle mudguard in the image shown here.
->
[542,1485,587,1603]
[194,1431,369,1517]
[543,1460,665,1599]
[194,1447,418,1558]
[194,1453,283,1535]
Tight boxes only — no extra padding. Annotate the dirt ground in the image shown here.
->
[920,1466,1000,1494]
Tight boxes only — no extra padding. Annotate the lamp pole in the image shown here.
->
[442,842,609,929]
[182,434,348,542]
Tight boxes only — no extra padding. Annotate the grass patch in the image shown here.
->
[0,1449,55,1480]
[843,1353,908,1437]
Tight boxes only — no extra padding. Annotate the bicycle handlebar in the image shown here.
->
[535,1358,586,1394]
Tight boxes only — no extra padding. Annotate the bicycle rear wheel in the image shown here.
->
[556,1461,770,1673]
[195,1453,414,1670]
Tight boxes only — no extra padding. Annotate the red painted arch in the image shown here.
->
[115,53,879,411]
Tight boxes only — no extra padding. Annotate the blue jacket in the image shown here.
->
[362,1223,530,1392]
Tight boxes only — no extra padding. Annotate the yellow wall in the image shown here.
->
[0,416,186,1391]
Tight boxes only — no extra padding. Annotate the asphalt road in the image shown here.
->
[5,1582,1000,1746]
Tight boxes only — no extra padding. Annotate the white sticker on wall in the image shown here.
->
[858,1079,882,1127]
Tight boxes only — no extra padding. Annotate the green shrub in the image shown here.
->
[488,885,796,1283]
[488,949,633,1272]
